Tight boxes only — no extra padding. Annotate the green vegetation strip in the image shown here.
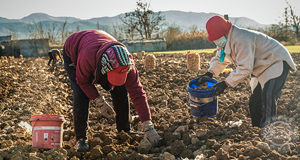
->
[285,45,300,53]
[152,48,215,54]
[151,45,300,54]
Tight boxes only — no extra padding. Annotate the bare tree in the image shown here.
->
[61,20,68,43]
[26,20,46,39]
[96,21,100,30]
[45,21,60,44]
[120,0,165,39]
[25,20,50,56]
[163,24,182,47]
[284,7,289,29]
[120,14,138,39]
[26,19,69,44]
[189,25,198,36]
[286,0,300,37]
[110,23,126,40]
[76,25,80,32]
[95,21,111,33]
[100,25,111,33]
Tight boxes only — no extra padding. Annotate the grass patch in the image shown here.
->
[285,45,300,53]
[152,48,215,54]
[150,45,300,54]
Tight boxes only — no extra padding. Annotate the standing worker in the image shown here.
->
[198,16,296,128]
[63,30,160,152]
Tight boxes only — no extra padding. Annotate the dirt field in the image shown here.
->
[0,52,300,160]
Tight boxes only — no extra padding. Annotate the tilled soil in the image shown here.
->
[0,52,300,160]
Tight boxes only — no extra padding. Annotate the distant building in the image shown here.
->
[120,38,166,52]
[0,35,49,57]
[0,35,12,43]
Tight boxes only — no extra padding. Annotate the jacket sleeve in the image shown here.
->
[225,41,255,87]
[208,49,231,76]
[76,50,99,100]
[125,65,151,122]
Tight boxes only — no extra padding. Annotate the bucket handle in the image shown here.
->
[186,89,216,107]
[31,118,40,134]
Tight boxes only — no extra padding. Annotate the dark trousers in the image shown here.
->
[48,52,54,65]
[62,50,130,140]
[249,61,290,128]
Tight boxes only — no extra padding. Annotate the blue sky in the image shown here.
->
[1,0,299,24]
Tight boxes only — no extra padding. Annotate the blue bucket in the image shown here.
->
[187,78,218,117]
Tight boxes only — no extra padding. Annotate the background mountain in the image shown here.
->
[21,13,82,23]
[0,11,270,40]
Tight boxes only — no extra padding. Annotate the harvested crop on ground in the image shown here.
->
[144,54,156,71]
[187,51,200,71]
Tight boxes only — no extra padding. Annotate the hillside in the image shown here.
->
[0,11,270,40]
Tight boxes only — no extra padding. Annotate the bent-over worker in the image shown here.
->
[63,30,160,152]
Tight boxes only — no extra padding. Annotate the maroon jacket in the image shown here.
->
[64,30,151,122]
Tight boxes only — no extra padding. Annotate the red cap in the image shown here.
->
[107,65,130,86]
[206,16,232,41]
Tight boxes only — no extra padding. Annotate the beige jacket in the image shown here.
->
[208,25,296,92]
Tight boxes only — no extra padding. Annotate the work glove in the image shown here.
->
[197,72,213,84]
[212,81,228,97]
[142,120,161,146]
[95,96,116,119]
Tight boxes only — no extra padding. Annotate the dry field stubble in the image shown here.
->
[0,52,300,159]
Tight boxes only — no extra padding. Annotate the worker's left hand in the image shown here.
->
[212,81,228,97]
[142,120,161,146]
[197,72,213,85]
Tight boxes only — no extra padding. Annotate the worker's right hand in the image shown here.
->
[94,96,116,119]
[100,101,116,119]
[197,72,213,84]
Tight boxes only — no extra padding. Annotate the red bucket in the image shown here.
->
[30,115,65,149]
